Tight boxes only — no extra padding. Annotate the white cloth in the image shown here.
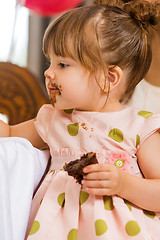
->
[0,137,49,240]
[127,79,160,113]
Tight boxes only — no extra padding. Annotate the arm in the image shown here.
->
[0,119,47,149]
[82,131,160,212]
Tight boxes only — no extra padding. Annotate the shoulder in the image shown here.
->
[136,109,160,146]
[36,104,57,121]
[34,104,57,141]
[122,106,160,146]
[38,104,55,114]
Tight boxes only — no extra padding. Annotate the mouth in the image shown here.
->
[48,84,61,105]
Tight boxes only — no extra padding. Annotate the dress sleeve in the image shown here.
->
[34,104,55,143]
[139,113,160,145]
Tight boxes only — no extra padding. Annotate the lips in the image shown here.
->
[48,85,59,91]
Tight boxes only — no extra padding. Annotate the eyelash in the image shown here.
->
[58,62,69,68]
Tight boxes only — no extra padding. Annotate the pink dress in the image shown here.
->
[26,104,160,240]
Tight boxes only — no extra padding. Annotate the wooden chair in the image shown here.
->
[0,62,49,124]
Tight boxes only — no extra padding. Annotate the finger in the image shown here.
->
[84,187,113,196]
[83,171,111,180]
[82,179,111,188]
[83,163,113,173]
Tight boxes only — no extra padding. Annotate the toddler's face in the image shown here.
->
[44,53,104,111]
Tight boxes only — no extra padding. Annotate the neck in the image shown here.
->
[100,100,125,112]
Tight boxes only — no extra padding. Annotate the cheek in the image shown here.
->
[60,71,90,100]
[61,76,84,94]
[62,85,80,100]
[88,77,100,95]
[61,82,85,106]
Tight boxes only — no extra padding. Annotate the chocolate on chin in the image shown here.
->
[49,89,61,106]
[63,152,98,184]
[49,95,56,106]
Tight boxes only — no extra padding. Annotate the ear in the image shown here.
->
[102,66,123,92]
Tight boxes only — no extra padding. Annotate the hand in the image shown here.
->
[82,163,125,196]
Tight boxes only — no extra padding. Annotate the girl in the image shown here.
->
[1,0,160,239]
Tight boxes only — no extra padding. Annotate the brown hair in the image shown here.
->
[43,0,159,102]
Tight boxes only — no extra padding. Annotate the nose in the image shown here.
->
[44,67,56,80]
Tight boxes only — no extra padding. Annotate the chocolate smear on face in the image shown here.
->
[49,84,61,106]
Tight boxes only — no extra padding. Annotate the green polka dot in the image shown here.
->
[108,128,123,142]
[57,192,65,207]
[34,117,37,121]
[136,134,140,147]
[138,111,153,119]
[67,228,77,240]
[143,209,155,219]
[67,122,79,136]
[103,196,114,210]
[95,219,108,236]
[79,191,89,205]
[115,159,124,168]
[64,109,74,114]
[29,220,40,235]
[125,220,141,236]
[124,199,132,211]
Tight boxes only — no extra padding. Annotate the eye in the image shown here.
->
[58,62,69,68]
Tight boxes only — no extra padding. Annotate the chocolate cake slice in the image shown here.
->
[63,152,98,184]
